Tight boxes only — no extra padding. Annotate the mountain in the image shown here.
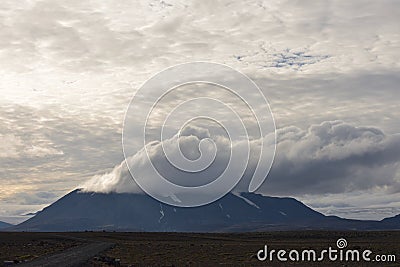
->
[9,190,399,232]
[381,214,400,229]
[0,221,12,229]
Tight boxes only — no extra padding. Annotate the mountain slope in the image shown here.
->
[381,214,400,229]
[0,221,12,229]
[10,190,398,232]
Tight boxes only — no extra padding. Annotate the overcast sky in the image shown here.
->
[0,0,399,224]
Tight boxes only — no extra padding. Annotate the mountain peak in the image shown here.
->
[8,191,400,232]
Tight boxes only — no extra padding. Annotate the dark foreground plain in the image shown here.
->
[0,231,399,266]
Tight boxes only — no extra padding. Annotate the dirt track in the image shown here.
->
[17,241,114,267]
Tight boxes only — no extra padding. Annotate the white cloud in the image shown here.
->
[0,0,399,79]
[82,121,400,206]
[0,134,22,158]
[80,160,138,194]
[0,133,63,159]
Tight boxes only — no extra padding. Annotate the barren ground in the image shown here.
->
[0,231,399,266]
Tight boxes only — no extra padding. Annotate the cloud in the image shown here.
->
[249,71,400,137]
[300,189,400,220]
[0,0,399,75]
[261,121,400,195]
[0,133,63,159]
[81,121,400,201]
[0,134,22,158]
[80,158,138,194]
[4,191,59,206]
[81,124,229,193]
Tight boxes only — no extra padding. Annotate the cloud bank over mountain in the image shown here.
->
[82,121,400,202]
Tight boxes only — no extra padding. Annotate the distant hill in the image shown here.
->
[381,214,400,229]
[9,190,400,232]
[0,221,12,229]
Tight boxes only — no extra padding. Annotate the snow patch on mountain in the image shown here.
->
[233,192,260,209]
[159,204,165,223]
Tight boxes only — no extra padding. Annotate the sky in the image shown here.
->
[0,0,399,224]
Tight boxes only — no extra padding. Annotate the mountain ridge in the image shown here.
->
[8,189,400,232]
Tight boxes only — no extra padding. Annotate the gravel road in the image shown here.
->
[17,241,114,267]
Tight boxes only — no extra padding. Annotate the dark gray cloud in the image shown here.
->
[261,121,400,195]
